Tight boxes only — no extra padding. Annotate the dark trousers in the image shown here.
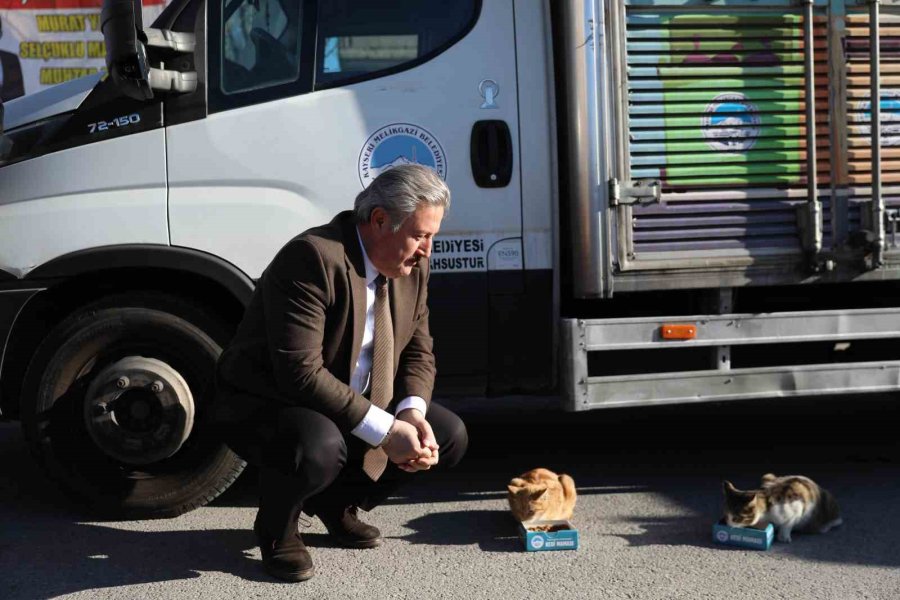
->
[219,400,468,541]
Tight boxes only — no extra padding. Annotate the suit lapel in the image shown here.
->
[389,269,418,370]
[389,278,399,370]
[340,214,368,379]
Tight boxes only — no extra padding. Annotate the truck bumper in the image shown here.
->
[561,309,900,410]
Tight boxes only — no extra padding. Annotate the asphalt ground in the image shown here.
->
[2,393,899,600]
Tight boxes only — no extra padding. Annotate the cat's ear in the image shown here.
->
[530,487,547,500]
[761,473,777,484]
[507,485,520,494]
[509,478,526,488]
[723,480,738,495]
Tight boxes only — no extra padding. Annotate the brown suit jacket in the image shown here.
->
[215,211,435,434]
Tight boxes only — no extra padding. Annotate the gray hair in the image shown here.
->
[354,164,450,231]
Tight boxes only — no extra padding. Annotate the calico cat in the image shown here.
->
[507,468,577,523]
[722,473,843,543]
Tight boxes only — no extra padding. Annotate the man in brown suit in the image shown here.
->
[213,164,468,582]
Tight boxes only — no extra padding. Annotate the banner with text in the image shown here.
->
[0,0,169,102]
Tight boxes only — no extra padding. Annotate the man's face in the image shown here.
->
[369,205,444,278]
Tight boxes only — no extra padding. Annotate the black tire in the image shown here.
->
[20,292,246,518]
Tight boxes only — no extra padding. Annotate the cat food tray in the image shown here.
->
[712,520,774,550]
[519,519,579,552]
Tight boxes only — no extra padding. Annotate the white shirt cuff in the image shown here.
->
[396,396,427,416]
[351,404,395,447]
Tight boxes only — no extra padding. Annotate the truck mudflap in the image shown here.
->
[561,309,900,410]
[0,286,43,417]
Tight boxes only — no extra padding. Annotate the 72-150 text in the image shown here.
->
[88,113,141,134]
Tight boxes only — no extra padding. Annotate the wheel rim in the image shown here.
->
[83,356,196,465]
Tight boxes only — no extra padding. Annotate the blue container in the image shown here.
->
[712,520,774,550]
[519,519,579,552]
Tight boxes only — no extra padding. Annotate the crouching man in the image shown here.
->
[212,164,468,582]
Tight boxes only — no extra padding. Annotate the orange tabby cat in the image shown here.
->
[507,468,577,522]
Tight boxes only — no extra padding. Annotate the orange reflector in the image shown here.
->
[660,324,697,340]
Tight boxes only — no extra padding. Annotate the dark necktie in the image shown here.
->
[362,274,393,481]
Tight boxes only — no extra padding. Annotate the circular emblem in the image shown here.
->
[701,93,761,152]
[530,535,545,550]
[715,530,730,543]
[358,123,447,187]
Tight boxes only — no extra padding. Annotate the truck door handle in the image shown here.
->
[470,120,512,188]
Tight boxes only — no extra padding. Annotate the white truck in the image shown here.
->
[1,0,898,517]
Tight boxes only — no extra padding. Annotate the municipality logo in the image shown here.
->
[701,93,761,153]
[358,123,447,187]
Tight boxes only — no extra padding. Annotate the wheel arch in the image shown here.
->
[1,244,255,419]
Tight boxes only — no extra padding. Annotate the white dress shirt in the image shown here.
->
[350,228,428,446]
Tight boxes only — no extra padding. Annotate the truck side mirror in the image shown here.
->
[101,0,154,101]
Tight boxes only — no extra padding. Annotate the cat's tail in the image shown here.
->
[559,474,577,506]
[819,517,843,533]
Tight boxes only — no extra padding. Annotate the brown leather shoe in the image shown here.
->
[317,506,383,549]
[254,518,315,582]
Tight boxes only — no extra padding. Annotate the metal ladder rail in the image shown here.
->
[870,0,886,267]
[804,0,823,265]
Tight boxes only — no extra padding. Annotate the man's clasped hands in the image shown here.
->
[383,408,440,472]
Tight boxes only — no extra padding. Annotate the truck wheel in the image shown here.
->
[19,292,246,518]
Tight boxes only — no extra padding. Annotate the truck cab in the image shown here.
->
[0,0,555,516]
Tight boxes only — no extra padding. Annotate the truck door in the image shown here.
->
[605,0,831,286]
[166,0,523,393]
[599,0,900,289]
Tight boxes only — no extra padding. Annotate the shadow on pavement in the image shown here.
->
[613,512,869,567]
[610,515,712,549]
[394,395,900,569]
[0,423,279,599]
[399,509,521,553]
[1,518,275,599]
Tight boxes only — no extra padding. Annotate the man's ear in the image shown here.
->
[370,207,388,230]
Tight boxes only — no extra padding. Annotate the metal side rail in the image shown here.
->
[561,309,900,410]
